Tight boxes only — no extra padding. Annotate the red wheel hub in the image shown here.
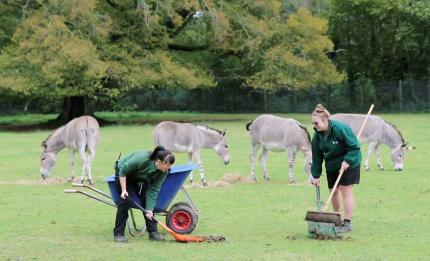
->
[171,210,192,231]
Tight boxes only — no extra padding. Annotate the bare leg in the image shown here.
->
[287,149,296,184]
[259,147,270,181]
[330,188,342,212]
[249,143,260,181]
[339,185,354,220]
[68,149,76,182]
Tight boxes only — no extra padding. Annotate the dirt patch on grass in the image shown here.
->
[184,174,254,188]
[0,177,68,185]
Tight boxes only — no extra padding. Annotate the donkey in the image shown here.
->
[40,116,100,184]
[153,121,230,186]
[331,114,415,171]
[246,114,312,184]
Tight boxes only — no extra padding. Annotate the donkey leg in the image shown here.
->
[287,149,297,184]
[87,151,95,185]
[78,147,87,184]
[365,143,376,171]
[249,143,260,182]
[194,152,207,186]
[259,147,270,181]
[67,149,76,183]
[187,152,195,185]
[375,145,384,170]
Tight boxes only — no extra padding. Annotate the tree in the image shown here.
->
[328,0,430,109]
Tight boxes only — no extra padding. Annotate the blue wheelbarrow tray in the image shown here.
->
[106,164,197,213]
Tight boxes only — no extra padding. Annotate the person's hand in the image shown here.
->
[145,210,154,220]
[311,177,320,186]
[120,190,129,199]
[340,161,350,172]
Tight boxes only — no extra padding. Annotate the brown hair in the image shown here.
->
[312,104,331,120]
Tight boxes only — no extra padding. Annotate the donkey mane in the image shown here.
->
[383,120,405,144]
[297,122,311,143]
[41,126,64,148]
[194,124,224,135]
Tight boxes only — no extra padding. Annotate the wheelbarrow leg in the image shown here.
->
[127,209,146,237]
[181,186,199,213]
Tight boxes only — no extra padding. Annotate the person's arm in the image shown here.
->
[311,133,324,179]
[340,126,361,167]
[119,176,128,199]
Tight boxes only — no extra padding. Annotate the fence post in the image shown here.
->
[399,79,403,112]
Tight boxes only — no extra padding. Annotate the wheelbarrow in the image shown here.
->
[65,164,200,236]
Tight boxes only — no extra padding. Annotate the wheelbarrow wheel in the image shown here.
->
[166,202,198,234]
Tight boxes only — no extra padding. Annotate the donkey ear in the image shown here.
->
[222,129,227,136]
[41,141,47,149]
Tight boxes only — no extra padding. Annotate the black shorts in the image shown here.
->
[326,166,360,189]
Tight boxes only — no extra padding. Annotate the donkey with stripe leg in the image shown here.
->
[331,113,415,171]
[246,114,312,184]
[153,121,230,186]
[40,116,100,184]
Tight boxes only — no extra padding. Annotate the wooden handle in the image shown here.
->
[323,104,374,211]
[357,104,374,139]
[322,168,344,211]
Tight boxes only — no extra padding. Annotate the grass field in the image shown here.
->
[0,113,429,260]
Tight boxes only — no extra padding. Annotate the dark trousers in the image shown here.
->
[113,178,158,236]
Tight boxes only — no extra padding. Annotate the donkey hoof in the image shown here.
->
[379,168,384,171]
[288,179,296,184]
[264,177,270,182]
[89,180,95,186]
[202,180,208,186]
[67,177,74,183]
[78,179,84,184]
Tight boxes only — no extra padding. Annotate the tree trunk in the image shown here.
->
[56,96,91,123]
[398,80,403,112]
[301,0,313,10]
[427,80,430,112]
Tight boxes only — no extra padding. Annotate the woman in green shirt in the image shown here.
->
[113,146,175,243]
[310,104,361,233]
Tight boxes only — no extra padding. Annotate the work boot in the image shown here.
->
[148,231,165,241]
[114,235,128,243]
[335,220,352,233]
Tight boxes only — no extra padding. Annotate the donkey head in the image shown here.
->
[40,141,57,179]
[391,143,415,171]
[215,130,230,165]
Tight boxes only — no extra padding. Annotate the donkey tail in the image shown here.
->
[246,121,253,131]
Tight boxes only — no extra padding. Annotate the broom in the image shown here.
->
[125,196,225,243]
[305,104,374,225]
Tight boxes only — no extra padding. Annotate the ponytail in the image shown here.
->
[312,104,331,120]
[150,145,175,164]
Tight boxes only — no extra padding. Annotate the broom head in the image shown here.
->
[305,210,342,226]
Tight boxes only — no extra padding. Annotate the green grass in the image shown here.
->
[0,113,429,260]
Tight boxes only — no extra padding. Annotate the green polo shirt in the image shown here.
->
[117,151,168,210]
[311,120,361,178]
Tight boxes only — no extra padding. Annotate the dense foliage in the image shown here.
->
[0,0,429,114]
